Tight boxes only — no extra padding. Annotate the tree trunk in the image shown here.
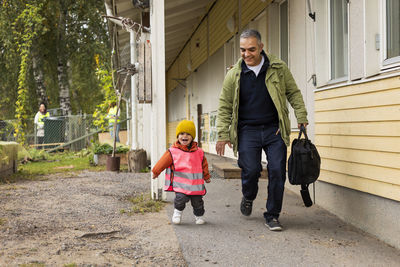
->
[32,56,48,106]
[57,60,71,115]
[57,1,71,116]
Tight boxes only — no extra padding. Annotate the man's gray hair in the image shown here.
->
[240,29,262,43]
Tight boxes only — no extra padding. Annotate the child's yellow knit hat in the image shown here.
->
[176,120,196,139]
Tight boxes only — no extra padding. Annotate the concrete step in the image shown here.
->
[212,162,267,179]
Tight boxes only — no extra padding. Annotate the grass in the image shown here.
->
[1,151,106,184]
[0,218,6,226]
[128,193,165,214]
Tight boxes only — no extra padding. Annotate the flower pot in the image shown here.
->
[106,156,120,171]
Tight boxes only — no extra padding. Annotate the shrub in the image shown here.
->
[93,143,129,155]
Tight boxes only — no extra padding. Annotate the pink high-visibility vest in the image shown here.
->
[165,146,206,195]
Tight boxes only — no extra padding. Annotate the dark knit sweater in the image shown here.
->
[238,51,279,127]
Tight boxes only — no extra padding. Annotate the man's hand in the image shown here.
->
[216,141,232,156]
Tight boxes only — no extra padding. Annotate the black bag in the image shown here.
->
[288,125,321,207]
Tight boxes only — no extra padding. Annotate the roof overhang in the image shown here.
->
[105,0,214,69]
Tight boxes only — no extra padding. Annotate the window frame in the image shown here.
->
[381,0,400,69]
[279,0,289,65]
[328,0,350,83]
[223,36,236,75]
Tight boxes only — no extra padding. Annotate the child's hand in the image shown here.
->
[205,179,211,183]
[152,173,158,179]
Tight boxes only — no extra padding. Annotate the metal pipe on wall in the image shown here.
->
[130,30,138,150]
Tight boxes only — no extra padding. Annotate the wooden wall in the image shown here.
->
[166,0,272,94]
[167,121,180,148]
[314,76,400,201]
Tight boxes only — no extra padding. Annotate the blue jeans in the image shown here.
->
[109,123,120,143]
[238,124,287,221]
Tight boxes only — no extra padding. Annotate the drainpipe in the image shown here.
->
[130,30,138,150]
[124,98,130,146]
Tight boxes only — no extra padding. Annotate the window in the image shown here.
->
[385,0,400,62]
[280,1,288,64]
[330,0,348,80]
[224,37,236,74]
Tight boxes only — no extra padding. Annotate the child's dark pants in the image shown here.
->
[174,192,205,216]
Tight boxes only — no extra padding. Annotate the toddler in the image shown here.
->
[152,120,210,224]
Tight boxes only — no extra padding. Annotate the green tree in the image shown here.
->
[0,0,111,134]
[13,3,47,143]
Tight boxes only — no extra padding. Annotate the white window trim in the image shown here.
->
[314,71,400,92]
[381,0,400,70]
[224,36,236,75]
[279,0,289,65]
[328,0,350,81]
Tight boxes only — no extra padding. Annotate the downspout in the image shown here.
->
[130,30,138,150]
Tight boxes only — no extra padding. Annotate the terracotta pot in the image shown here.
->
[106,156,120,172]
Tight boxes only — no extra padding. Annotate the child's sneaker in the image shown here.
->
[195,216,205,225]
[172,209,182,224]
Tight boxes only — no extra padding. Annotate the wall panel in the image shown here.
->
[178,44,191,79]
[167,121,180,147]
[209,0,238,56]
[315,77,400,201]
[167,61,179,94]
[190,18,208,70]
[319,170,400,202]
[241,0,270,28]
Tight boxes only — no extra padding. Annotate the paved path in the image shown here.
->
[167,178,400,267]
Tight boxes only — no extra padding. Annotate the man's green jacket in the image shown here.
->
[217,53,308,156]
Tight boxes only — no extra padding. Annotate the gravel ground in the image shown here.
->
[0,171,187,266]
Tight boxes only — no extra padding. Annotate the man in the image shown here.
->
[216,29,308,231]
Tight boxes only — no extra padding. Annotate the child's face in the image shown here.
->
[178,132,193,146]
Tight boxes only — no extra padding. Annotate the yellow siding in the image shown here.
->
[320,170,400,202]
[201,114,210,152]
[241,0,270,27]
[190,18,208,71]
[167,61,179,94]
[315,121,400,137]
[167,121,180,148]
[178,44,191,79]
[208,0,238,56]
[314,76,400,100]
[315,76,400,201]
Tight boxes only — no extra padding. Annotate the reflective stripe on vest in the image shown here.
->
[108,106,120,123]
[38,112,50,125]
[164,147,205,195]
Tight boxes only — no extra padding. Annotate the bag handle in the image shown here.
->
[298,124,309,140]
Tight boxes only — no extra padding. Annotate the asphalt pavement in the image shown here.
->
[166,176,400,266]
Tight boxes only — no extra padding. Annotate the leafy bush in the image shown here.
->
[93,143,129,154]
[28,148,49,161]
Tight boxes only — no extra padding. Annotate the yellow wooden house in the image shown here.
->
[164,0,400,249]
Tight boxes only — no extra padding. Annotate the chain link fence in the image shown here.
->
[0,114,108,151]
